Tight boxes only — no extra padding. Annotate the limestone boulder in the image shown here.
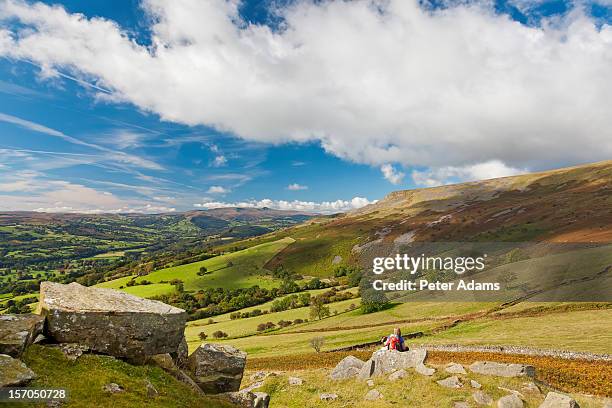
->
[498,394,523,408]
[329,355,365,380]
[358,349,427,379]
[0,314,45,357]
[187,343,247,394]
[224,390,270,408]
[38,282,186,363]
[469,361,535,378]
[538,392,580,408]
[445,362,467,374]
[0,354,36,387]
[437,376,463,389]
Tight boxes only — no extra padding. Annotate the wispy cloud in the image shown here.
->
[381,164,405,185]
[206,185,230,194]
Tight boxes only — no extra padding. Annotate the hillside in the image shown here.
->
[226,160,611,278]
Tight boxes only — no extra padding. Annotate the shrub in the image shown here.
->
[310,336,325,353]
[212,330,228,339]
[199,332,208,340]
[293,318,304,324]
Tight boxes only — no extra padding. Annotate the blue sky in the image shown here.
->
[0,0,610,213]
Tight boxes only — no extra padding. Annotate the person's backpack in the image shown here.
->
[388,335,401,351]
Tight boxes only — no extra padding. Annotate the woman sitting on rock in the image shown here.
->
[381,327,407,351]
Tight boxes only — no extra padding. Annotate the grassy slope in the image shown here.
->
[97,237,294,294]
[15,345,231,408]
[249,367,608,407]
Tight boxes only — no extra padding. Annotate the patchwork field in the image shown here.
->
[97,237,295,293]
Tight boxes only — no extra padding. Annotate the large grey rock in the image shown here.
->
[187,343,247,394]
[38,282,186,363]
[172,336,188,368]
[469,361,535,378]
[473,391,493,406]
[358,349,427,379]
[0,354,36,386]
[149,353,205,396]
[445,362,467,374]
[329,355,365,380]
[538,392,579,408]
[437,376,463,388]
[253,392,270,408]
[288,376,303,385]
[498,394,523,408]
[0,314,45,357]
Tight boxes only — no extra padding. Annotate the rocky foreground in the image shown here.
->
[0,282,268,408]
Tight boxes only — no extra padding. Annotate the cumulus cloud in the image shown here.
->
[193,196,374,213]
[206,185,230,194]
[287,183,308,190]
[0,0,610,174]
[381,164,405,185]
[411,160,525,187]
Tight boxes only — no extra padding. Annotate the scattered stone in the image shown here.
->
[538,391,579,408]
[437,376,463,389]
[469,361,535,378]
[0,354,36,386]
[225,391,256,407]
[332,255,343,264]
[38,282,187,363]
[0,314,45,358]
[33,334,47,344]
[288,376,303,385]
[241,381,264,394]
[250,371,267,381]
[520,382,540,395]
[364,389,383,401]
[366,379,375,387]
[454,403,470,408]
[46,401,63,408]
[498,387,524,398]
[497,393,523,408]
[415,363,436,376]
[145,380,158,398]
[329,355,365,380]
[59,343,89,361]
[357,349,427,379]
[389,369,408,381]
[603,400,612,408]
[471,380,482,389]
[320,393,338,401]
[253,392,270,408]
[446,362,467,374]
[102,383,124,393]
[473,390,493,406]
[187,343,247,394]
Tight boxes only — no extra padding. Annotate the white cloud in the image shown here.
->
[211,155,227,167]
[287,183,308,190]
[380,164,405,185]
[1,0,611,172]
[411,160,526,187]
[193,196,375,213]
[206,185,229,194]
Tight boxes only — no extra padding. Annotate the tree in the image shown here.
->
[197,266,208,276]
[309,296,330,320]
[310,336,325,353]
[360,278,389,313]
[199,332,208,340]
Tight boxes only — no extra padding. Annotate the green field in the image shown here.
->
[97,237,295,294]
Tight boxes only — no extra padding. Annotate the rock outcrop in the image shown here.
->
[225,390,270,408]
[538,392,580,408]
[187,343,247,394]
[0,354,36,387]
[0,314,44,357]
[469,361,535,378]
[445,362,467,374]
[38,282,186,363]
[358,349,428,379]
[329,355,365,380]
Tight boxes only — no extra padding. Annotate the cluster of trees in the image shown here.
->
[229,308,267,320]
